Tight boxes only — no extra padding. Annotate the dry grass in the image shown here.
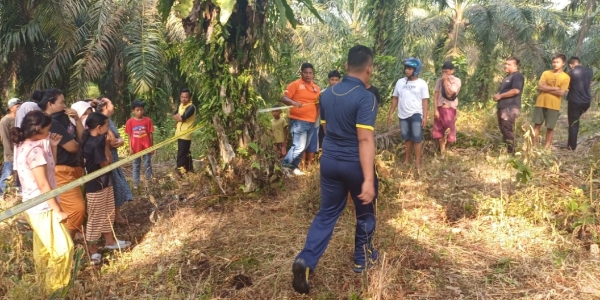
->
[2,103,600,299]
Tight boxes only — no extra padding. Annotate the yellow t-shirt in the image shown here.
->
[271,117,288,144]
[535,70,570,110]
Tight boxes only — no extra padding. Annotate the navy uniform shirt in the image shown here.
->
[567,65,594,104]
[320,76,378,162]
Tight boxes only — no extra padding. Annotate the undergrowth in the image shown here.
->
[2,102,600,299]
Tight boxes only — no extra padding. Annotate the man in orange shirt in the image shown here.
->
[281,63,320,176]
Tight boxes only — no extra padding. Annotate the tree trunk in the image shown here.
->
[178,0,272,192]
[575,0,593,57]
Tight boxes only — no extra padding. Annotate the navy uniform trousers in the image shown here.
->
[295,155,378,270]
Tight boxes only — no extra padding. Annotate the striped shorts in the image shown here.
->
[85,186,115,242]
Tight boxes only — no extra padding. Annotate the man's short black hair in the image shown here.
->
[328,70,342,79]
[131,100,145,109]
[506,56,520,66]
[301,63,314,72]
[568,56,580,65]
[553,53,567,63]
[347,45,374,72]
[180,88,191,95]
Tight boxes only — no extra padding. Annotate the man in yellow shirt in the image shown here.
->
[173,88,196,174]
[532,54,570,149]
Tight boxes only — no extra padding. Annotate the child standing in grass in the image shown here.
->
[11,110,72,294]
[125,100,154,190]
[81,112,131,265]
[271,105,288,158]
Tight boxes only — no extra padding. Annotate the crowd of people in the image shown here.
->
[0,45,593,296]
[0,88,196,295]
[272,49,593,294]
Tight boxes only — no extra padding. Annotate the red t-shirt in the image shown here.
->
[125,117,155,154]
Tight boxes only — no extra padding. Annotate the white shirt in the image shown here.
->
[392,78,430,119]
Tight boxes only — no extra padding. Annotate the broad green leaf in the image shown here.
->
[216,0,236,25]
[280,0,298,28]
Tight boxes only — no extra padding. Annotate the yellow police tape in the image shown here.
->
[0,124,203,222]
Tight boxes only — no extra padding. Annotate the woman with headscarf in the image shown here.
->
[92,98,133,224]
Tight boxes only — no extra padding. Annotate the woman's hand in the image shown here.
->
[49,133,63,147]
[111,138,124,148]
[65,108,80,121]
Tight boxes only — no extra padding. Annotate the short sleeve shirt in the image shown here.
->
[83,135,113,193]
[392,78,430,119]
[15,138,58,214]
[535,70,570,110]
[271,118,288,144]
[497,71,525,109]
[125,117,155,154]
[434,76,462,109]
[567,66,593,104]
[320,76,378,162]
[0,115,15,162]
[50,112,80,167]
[285,79,320,123]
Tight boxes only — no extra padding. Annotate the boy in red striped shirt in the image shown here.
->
[125,100,154,189]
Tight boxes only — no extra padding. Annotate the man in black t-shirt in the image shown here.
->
[366,85,382,108]
[493,57,525,154]
[566,56,594,150]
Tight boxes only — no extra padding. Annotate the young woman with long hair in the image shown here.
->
[11,110,73,294]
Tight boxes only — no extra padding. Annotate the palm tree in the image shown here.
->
[0,0,176,123]
[162,0,323,191]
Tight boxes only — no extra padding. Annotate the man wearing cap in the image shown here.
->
[432,62,462,156]
[0,98,22,195]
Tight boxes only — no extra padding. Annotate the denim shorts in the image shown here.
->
[399,113,423,142]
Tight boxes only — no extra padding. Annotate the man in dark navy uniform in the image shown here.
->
[566,56,594,150]
[291,45,378,295]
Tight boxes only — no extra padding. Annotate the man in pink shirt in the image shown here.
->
[432,61,461,156]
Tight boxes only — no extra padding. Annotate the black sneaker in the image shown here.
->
[292,258,310,294]
[353,249,379,273]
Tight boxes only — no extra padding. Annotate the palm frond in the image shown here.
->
[69,0,127,98]
[123,0,166,95]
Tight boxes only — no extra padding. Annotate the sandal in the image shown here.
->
[90,253,102,266]
[105,240,132,250]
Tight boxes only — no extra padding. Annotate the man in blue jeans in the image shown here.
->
[291,45,378,294]
[0,98,22,196]
[387,58,430,170]
[281,63,321,176]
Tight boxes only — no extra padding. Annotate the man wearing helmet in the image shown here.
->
[387,57,430,170]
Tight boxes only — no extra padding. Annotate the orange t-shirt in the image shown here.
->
[285,79,320,122]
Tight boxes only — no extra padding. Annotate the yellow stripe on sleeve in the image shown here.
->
[320,120,326,124]
[356,124,374,131]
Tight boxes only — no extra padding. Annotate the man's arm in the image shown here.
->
[282,95,302,107]
[181,105,196,121]
[422,98,429,127]
[441,76,458,97]
[493,89,521,101]
[357,128,375,204]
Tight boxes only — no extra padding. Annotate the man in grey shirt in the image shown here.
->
[0,98,22,195]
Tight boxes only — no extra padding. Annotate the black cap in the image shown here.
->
[442,61,454,70]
